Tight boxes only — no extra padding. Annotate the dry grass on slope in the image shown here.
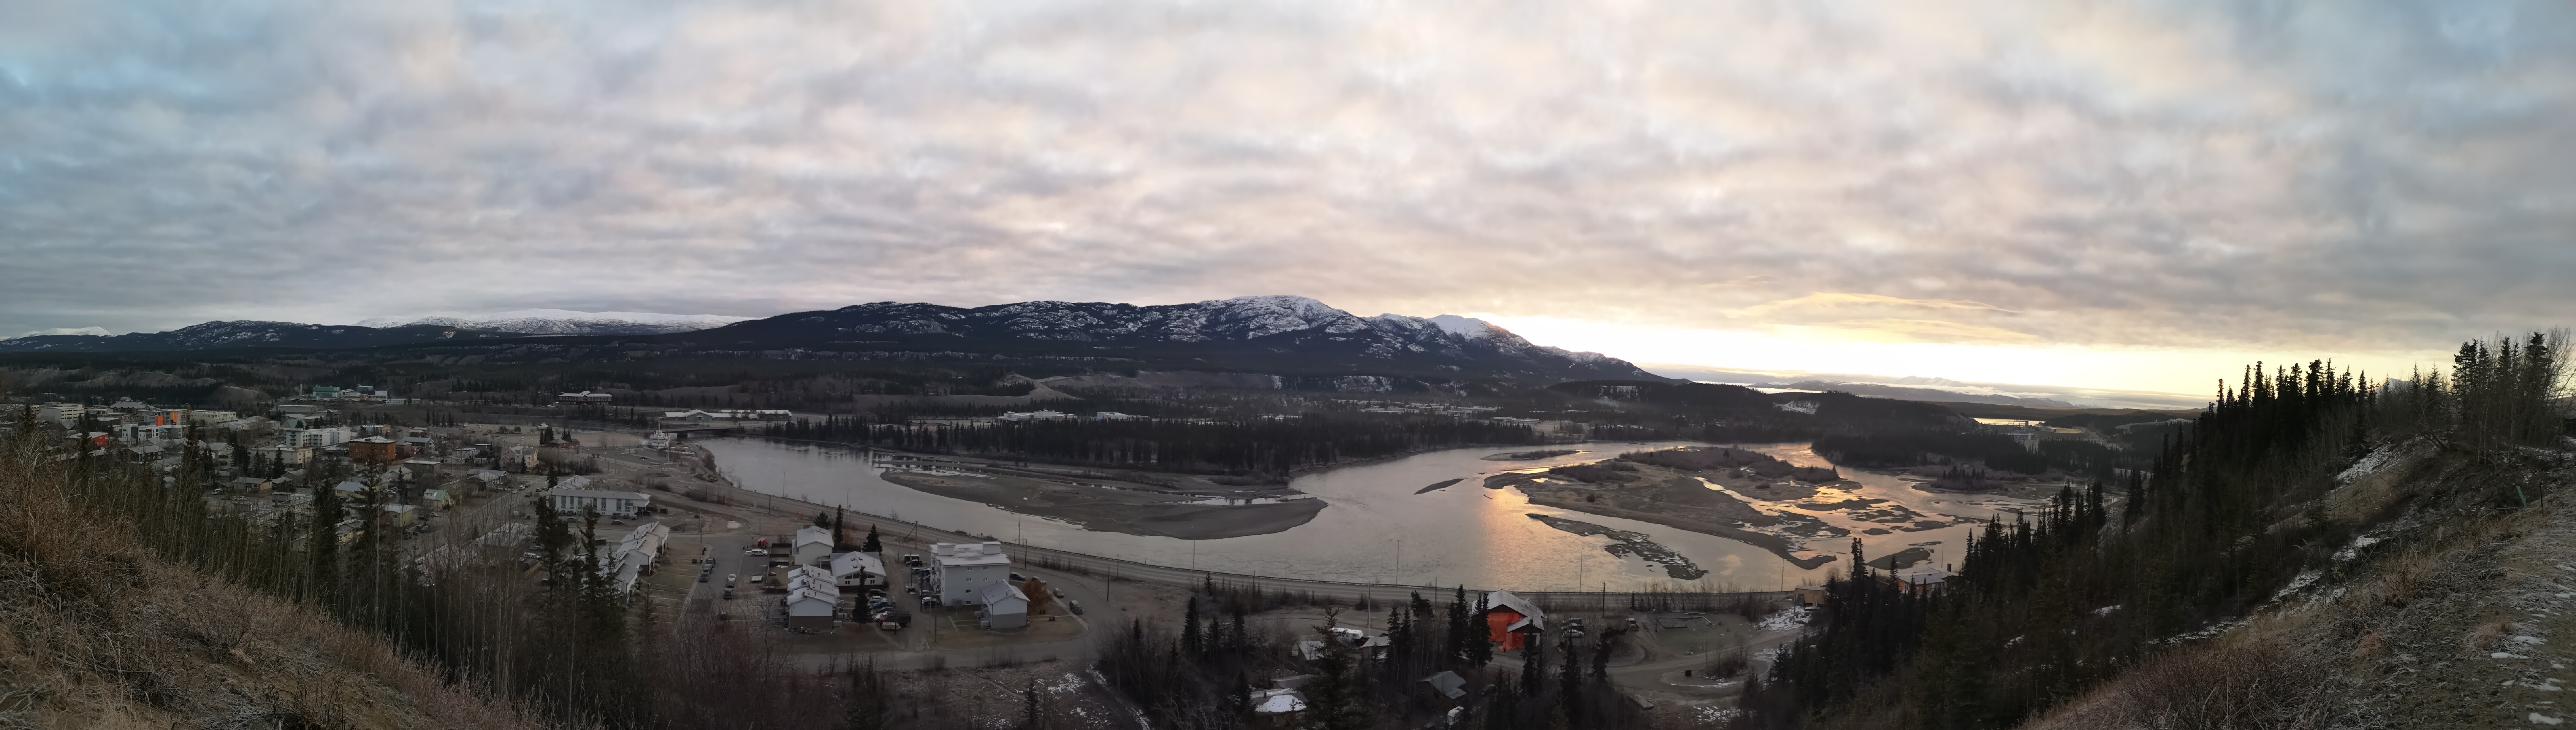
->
[0,444,556,730]
[2025,444,2576,730]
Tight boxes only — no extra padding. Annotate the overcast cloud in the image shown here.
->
[5,0,2573,368]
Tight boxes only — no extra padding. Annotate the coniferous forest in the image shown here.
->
[1744,333,2570,728]
[762,413,1545,478]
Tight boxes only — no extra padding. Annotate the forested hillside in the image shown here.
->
[0,419,887,729]
[765,412,1544,479]
[1743,333,2572,729]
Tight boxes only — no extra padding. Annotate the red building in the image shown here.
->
[348,436,405,464]
[1482,590,1548,651]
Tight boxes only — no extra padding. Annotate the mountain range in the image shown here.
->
[353,309,752,335]
[693,295,1673,382]
[0,297,1674,384]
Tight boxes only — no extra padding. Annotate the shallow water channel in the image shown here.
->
[702,439,2043,591]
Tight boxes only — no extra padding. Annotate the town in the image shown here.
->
[6,384,1841,728]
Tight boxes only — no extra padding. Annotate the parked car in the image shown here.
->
[725,574,737,587]
[749,574,763,584]
[1067,600,1085,615]
[698,574,708,582]
[722,589,734,600]
[1050,588,1064,598]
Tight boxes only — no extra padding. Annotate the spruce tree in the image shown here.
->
[1181,596,1203,657]
[862,524,882,553]
[1519,634,1544,697]
[1449,585,1470,662]
[1468,597,1493,666]
[307,482,343,604]
[1021,681,1043,730]
[1230,607,1248,653]
[1558,633,1583,722]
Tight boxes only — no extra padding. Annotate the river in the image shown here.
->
[701,439,2044,592]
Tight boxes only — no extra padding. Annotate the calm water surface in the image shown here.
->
[702,439,2041,591]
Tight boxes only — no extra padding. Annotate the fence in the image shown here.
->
[1009,538,1792,614]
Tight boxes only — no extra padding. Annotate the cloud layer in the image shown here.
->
[4,0,2572,361]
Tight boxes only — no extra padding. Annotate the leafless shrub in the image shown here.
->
[2100,636,2338,730]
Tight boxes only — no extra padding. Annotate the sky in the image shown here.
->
[5,0,2573,395]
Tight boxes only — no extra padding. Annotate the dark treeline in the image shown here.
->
[1811,431,2049,474]
[1745,335,2570,729]
[763,413,1544,478]
[1811,431,2127,482]
[1098,582,1653,729]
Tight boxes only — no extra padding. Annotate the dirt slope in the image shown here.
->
[2027,441,2576,729]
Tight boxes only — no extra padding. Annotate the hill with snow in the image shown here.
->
[354,309,750,335]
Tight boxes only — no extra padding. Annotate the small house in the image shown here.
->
[420,489,453,509]
[1482,590,1547,650]
[1418,671,1468,704]
[830,551,887,589]
[1793,584,1828,606]
[785,586,839,630]
[787,565,836,594]
[1248,689,1308,728]
[226,476,273,496]
[978,582,1029,629]
[1898,569,1954,596]
[794,525,833,565]
[381,503,420,528]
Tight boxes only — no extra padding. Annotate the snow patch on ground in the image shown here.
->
[2166,617,2250,644]
[2270,570,2323,603]
[1695,706,1746,724]
[1757,605,1813,632]
[2338,447,2400,484]
[2336,534,2385,562]
[1775,401,1820,415]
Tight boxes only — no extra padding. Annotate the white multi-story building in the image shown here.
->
[929,541,1012,605]
[35,403,85,428]
[116,422,187,444]
[547,487,651,517]
[279,427,351,449]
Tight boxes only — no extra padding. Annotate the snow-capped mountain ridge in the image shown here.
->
[727,295,1670,382]
[2,327,111,340]
[356,309,749,335]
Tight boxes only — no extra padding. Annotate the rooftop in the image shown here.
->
[930,541,1011,567]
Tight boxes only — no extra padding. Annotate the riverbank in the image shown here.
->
[1497,449,1851,570]
[1526,514,1709,579]
[879,470,1327,540]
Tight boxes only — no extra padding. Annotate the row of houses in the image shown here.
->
[781,525,899,630]
[995,410,1138,422]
